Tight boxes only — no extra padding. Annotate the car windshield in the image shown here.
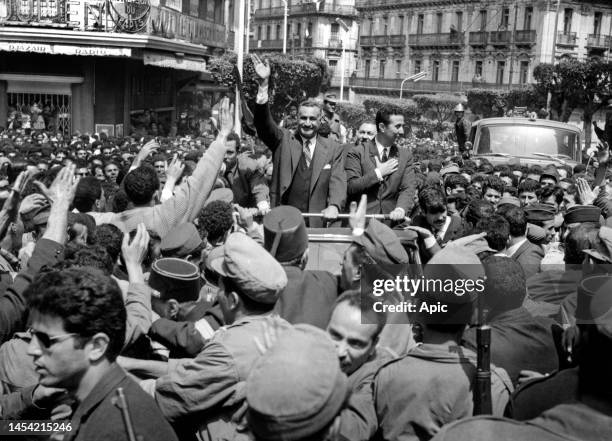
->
[476,124,577,158]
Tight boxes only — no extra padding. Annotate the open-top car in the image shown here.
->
[469,117,582,168]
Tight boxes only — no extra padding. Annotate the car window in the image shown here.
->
[477,125,577,157]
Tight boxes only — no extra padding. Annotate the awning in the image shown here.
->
[143,52,207,72]
[0,42,131,57]
[0,73,84,95]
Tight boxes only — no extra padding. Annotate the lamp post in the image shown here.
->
[399,71,428,99]
[234,0,245,136]
[282,0,288,54]
[336,18,350,101]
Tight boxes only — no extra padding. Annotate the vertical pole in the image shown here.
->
[235,0,245,137]
[283,0,288,54]
[340,31,346,101]
[245,0,251,54]
[507,1,519,89]
[546,0,561,119]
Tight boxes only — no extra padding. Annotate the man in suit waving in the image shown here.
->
[251,55,346,227]
[345,107,417,222]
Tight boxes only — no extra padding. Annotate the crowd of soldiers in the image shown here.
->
[0,54,611,441]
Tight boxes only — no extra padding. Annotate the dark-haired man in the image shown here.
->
[502,206,544,278]
[252,55,346,227]
[345,107,417,221]
[26,267,178,441]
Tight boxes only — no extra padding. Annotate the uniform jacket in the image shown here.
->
[432,402,612,441]
[455,118,471,151]
[274,266,338,329]
[65,363,178,441]
[253,102,346,226]
[341,343,513,441]
[511,239,544,279]
[345,141,417,215]
[225,154,269,208]
[153,315,291,441]
[462,307,559,386]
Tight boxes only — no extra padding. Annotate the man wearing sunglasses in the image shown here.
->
[25,267,178,441]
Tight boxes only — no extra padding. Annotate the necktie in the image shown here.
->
[381,147,389,162]
[303,140,312,168]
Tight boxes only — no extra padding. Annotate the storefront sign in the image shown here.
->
[144,52,207,72]
[0,42,132,57]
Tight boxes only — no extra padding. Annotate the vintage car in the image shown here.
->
[468,117,582,169]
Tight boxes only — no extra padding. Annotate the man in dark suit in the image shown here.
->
[502,206,544,279]
[345,107,417,221]
[251,54,346,227]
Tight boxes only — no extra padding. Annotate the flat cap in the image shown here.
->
[205,188,234,205]
[576,275,612,338]
[440,164,460,177]
[526,223,546,243]
[497,196,520,207]
[263,206,308,263]
[416,246,484,326]
[160,223,203,258]
[564,205,601,225]
[149,258,201,302]
[353,219,409,265]
[540,165,559,181]
[207,233,287,304]
[524,204,556,222]
[246,324,348,441]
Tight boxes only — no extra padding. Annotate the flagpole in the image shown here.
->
[235,0,245,137]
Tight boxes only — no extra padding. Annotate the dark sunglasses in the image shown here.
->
[29,328,78,349]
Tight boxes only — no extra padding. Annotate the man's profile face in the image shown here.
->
[379,115,405,144]
[323,99,336,115]
[542,220,556,244]
[297,105,321,140]
[27,312,88,390]
[357,123,376,143]
[327,301,378,375]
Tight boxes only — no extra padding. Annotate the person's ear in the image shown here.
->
[167,299,180,320]
[227,291,240,311]
[87,333,110,362]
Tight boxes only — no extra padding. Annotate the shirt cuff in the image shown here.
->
[424,236,437,249]
[257,200,270,212]
[394,207,405,218]
[375,168,383,181]
[256,84,269,104]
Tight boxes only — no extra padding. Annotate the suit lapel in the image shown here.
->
[367,140,378,164]
[310,136,328,194]
[290,133,303,173]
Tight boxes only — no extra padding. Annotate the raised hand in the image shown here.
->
[166,155,185,182]
[35,164,79,206]
[132,139,160,169]
[218,96,235,137]
[349,194,367,234]
[122,223,150,267]
[251,54,271,85]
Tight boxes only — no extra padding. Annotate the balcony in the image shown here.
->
[557,32,577,46]
[389,34,405,47]
[291,2,356,18]
[408,32,464,48]
[469,31,488,46]
[515,30,536,45]
[360,35,375,46]
[328,38,342,49]
[0,0,227,49]
[490,30,512,46]
[253,7,286,19]
[374,35,388,45]
[586,34,611,49]
[250,39,285,50]
[349,77,528,93]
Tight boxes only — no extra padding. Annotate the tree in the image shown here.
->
[534,59,612,148]
[467,89,506,118]
[209,52,329,121]
[412,94,464,129]
[362,97,419,122]
[335,102,371,129]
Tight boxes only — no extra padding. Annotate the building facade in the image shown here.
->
[351,0,612,96]
[0,0,229,135]
[249,0,359,90]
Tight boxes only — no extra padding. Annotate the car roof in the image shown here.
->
[472,118,581,133]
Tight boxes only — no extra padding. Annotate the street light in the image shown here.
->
[399,71,428,99]
[282,0,288,54]
[335,18,350,101]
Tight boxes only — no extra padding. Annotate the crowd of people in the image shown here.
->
[0,54,611,441]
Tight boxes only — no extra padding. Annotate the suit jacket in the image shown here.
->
[511,239,544,279]
[225,154,269,208]
[273,266,338,329]
[345,140,417,215]
[254,102,347,227]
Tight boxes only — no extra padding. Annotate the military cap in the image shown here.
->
[576,275,612,338]
[324,93,337,103]
[417,245,485,325]
[207,233,287,304]
[526,223,546,243]
[352,219,409,265]
[149,258,201,302]
[440,163,460,177]
[524,204,555,222]
[564,205,601,225]
[160,223,203,258]
[540,165,559,182]
[497,196,520,207]
[246,324,349,441]
[205,188,234,205]
[263,206,308,263]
